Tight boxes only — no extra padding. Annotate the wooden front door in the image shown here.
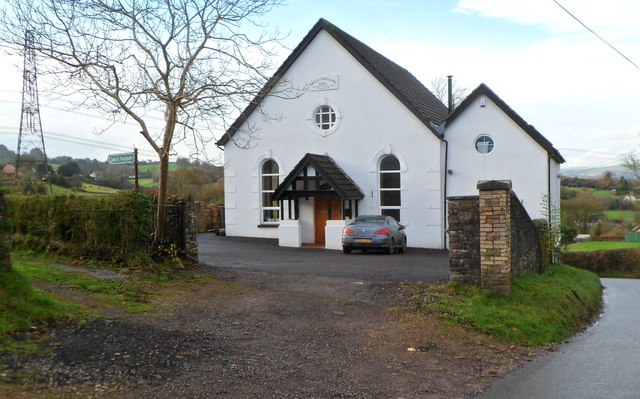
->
[314,197,342,243]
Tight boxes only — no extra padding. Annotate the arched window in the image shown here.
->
[261,160,280,223]
[379,155,401,221]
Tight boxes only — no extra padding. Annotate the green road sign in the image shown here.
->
[108,152,135,165]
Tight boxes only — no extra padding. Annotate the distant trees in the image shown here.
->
[561,193,605,233]
[430,75,468,110]
[57,162,81,177]
[600,171,614,190]
[622,154,640,182]
[616,177,632,195]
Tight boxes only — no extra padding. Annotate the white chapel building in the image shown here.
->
[216,19,564,250]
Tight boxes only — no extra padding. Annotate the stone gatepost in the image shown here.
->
[477,180,512,296]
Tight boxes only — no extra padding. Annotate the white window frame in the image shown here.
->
[260,159,280,223]
[474,134,495,155]
[379,155,401,221]
[308,101,342,136]
[314,105,336,130]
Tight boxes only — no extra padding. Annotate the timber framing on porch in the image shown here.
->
[272,153,364,220]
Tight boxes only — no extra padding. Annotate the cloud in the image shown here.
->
[455,0,640,38]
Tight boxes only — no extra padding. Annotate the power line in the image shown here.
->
[0,129,157,158]
[552,0,640,71]
[557,147,632,156]
[0,99,166,124]
[563,156,627,175]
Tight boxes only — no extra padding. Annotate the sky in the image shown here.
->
[1,0,639,172]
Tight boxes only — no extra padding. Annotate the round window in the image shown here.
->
[475,135,494,154]
[314,105,337,130]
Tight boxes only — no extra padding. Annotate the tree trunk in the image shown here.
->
[155,151,170,248]
[153,104,177,248]
[0,191,11,272]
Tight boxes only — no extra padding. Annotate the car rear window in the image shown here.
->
[355,216,386,223]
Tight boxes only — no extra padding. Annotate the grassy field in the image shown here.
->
[604,210,637,221]
[403,264,602,346]
[137,177,157,188]
[566,241,640,252]
[137,163,182,173]
[49,182,120,195]
[566,187,613,198]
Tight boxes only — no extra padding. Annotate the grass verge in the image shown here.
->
[13,261,153,314]
[402,264,602,346]
[566,241,640,252]
[0,268,84,352]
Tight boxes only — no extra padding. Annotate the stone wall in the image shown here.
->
[510,192,543,276]
[448,196,480,285]
[194,201,224,233]
[155,199,198,263]
[447,180,544,296]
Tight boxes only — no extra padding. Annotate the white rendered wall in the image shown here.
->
[222,29,445,248]
[549,159,562,219]
[445,95,557,220]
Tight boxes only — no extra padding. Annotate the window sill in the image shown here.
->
[258,223,280,228]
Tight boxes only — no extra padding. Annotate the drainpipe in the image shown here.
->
[443,136,449,250]
[442,75,454,250]
[547,155,552,222]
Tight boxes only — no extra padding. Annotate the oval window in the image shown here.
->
[475,135,494,154]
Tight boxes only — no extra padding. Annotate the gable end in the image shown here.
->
[216,18,447,147]
[446,83,565,163]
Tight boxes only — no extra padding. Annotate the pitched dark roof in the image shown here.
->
[216,18,448,146]
[272,153,364,201]
[446,84,565,163]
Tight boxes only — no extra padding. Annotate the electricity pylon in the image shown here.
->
[16,30,49,181]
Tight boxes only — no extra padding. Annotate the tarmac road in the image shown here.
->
[476,278,640,399]
[197,233,449,282]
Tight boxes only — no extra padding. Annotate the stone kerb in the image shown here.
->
[477,180,512,296]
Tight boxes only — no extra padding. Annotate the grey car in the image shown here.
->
[341,215,407,254]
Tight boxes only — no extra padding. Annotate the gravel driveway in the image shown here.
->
[198,234,450,282]
[1,243,533,399]
[0,262,532,399]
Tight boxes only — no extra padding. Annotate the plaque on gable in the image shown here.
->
[308,75,339,91]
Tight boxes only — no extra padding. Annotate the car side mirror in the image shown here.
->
[399,225,405,230]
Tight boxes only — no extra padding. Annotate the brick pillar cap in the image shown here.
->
[477,180,512,190]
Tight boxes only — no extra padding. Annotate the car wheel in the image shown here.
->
[387,239,394,255]
[398,240,406,254]
[343,246,352,254]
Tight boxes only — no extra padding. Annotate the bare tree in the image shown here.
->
[0,0,283,244]
[430,75,468,110]
[622,153,640,182]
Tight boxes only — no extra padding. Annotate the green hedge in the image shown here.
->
[561,248,640,278]
[7,191,151,264]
